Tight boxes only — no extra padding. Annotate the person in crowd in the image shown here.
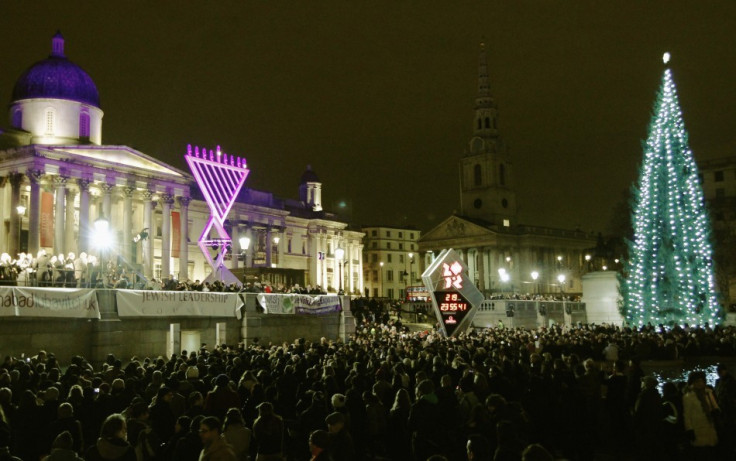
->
[85,413,136,461]
[308,429,332,461]
[683,370,719,460]
[715,363,736,458]
[222,408,251,461]
[198,416,237,461]
[205,375,241,422]
[325,412,354,461]
[466,434,493,461]
[408,379,441,461]
[160,415,191,461]
[173,415,205,461]
[252,402,284,461]
[42,431,84,461]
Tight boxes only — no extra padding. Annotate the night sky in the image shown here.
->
[1,2,735,234]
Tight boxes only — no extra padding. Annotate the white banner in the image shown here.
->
[0,287,100,318]
[257,293,342,315]
[116,290,243,317]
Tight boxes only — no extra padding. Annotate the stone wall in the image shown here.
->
[0,291,353,367]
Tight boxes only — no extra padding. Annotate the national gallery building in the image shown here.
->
[0,33,364,293]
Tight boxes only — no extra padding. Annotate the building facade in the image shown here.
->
[361,225,420,299]
[419,43,596,296]
[0,33,364,292]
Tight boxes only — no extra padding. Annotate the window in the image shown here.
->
[387,270,394,281]
[499,164,506,185]
[411,244,415,250]
[386,231,391,238]
[399,243,403,250]
[373,288,378,297]
[474,164,482,186]
[715,171,724,182]
[387,288,394,299]
[387,242,391,249]
[387,254,392,263]
[372,230,377,237]
[477,118,481,130]
[372,254,377,263]
[79,112,90,138]
[503,219,510,227]
[288,238,292,253]
[302,242,306,254]
[485,117,490,129]
[399,255,404,263]
[372,242,377,249]
[410,233,414,239]
[372,270,378,282]
[45,109,55,135]
[398,232,403,238]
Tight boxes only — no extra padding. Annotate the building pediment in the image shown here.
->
[39,145,190,180]
[420,215,495,242]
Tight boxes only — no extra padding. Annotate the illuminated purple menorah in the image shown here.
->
[185,144,249,284]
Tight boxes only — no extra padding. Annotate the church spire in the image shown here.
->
[473,40,498,140]
[51,31,65,58]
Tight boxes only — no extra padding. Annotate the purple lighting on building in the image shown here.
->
[186,144,249,275]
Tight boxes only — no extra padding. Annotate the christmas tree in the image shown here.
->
[622,53,720,327]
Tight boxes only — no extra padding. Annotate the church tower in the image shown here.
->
[459,42,517,226]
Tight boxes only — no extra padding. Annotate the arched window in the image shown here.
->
[45,109,55,135]
[12,109,22,129]
[79,112,90,138]
[499,164,506,186]
[485,117,490,129]
[474,164,482,186]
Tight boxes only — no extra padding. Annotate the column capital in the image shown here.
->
[141,189,155,201]
[122,186,136,198]
[77,178,92,191]
[160,194,175,206]
[52,175,68,188]
[177,196,192,207]
[8,172,24,188]
[26,169,44,184]
[99,182,114,194]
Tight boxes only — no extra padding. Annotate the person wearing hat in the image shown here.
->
[43,431,84,461]
[325,411,354,461]
[253,402,284,461]
[683,370,719,459]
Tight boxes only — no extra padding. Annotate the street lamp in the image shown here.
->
[557,273,566,294]
[584,254,592,272]
[16,205,26,254]
[498,268,510,293]
[239,236,251,265]
[531,270,539,294]
[335,247,345,293]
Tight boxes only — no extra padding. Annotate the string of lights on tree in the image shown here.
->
[622,53,720,327]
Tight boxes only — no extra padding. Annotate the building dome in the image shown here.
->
[12,32,100,108]
[300,164,320,183]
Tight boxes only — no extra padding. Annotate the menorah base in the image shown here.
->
[203,263,242,288]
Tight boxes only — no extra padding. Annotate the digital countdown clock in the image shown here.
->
[421,248,483,337]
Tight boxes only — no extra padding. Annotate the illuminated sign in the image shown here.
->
[421,248,484,337]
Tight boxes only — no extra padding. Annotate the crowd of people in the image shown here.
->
[0,321,735,461]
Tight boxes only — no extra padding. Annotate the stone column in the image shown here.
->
[160,194,174,280]
[100,182,113,224]
[230,224,239,270]
[122,186,135,265]
[53,175,67,256]
[8,173,23,257]
[77,179,91,256]
[265,226,273,267]
[142,190,155,279]
[245,228,253,268]
[178,196,190,281]
[27,171,42,256]
[64,187,77,255]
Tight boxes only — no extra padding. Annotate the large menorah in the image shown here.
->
[185,144,249,285]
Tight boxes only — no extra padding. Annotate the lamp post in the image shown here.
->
[335,247,344,293]
[557,273,566,295]
[531,270,539,295]
[584,254,592,272]
[16,205,25,255]
[498,268,510,294]
[379,261,384,298]
[239,236,251,264]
